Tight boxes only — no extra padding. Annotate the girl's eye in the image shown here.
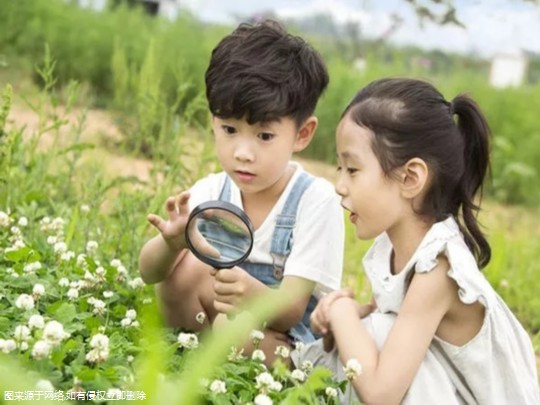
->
[336,166,342,172]
[222,125,236,135]
[258,132,274,141]
[347,168,358,175]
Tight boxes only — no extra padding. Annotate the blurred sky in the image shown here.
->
[169,0,540,58]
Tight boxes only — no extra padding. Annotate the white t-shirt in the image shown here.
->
[188,161,344,296]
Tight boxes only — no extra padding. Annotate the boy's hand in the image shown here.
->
[310,288,355,336]
[147,191,191,252]
[211,267,265,315]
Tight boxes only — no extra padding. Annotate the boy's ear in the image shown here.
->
[293,116,318,152]
[399,158,429,199]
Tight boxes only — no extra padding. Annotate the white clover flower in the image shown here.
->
[120,318,132,328]
[77,253,88,268]
[86,240,98,255]
[51,217,65,232]
[103,291,113,299]
[92,299,106,315]
[86,348,109,363]
[61,251,75,261]
[95,266,106,276]
[15,294,35,310]
[274,345,290,359]
[209,379,226,394]
[20,341,29,351]
[128,277,145,289]
[250,329,265,344]
[255,372,275,393]
[127,355,134,363]
[195,311,206,324]
[98,326,106,333]
[67,288,79,300]
[14,325,31,341]
[43,320,70,346]
[84,270,96,282]
[0,211,11,227]
[33,283,45,296]
[1,339,17,353]
[18,217,28,227]
[291,369,306,382]
[28,314,45,330]
[59,277,70,287]
[125,309,137,320]
[32,341,52,360]
[344,358,362,381]
[301,360,313,374]
[23,261,42,274]
[227,346,245,362]
[10,226,21,236]
[325,387,338,398]
[90,333,109,350]
[251,349,266,362]
[177,333,199,350]
[53,242,67,254]
[35,379,54,391]
[46,235,58,245]
[254,393,273,405]
[80,204,90,213]
[116,265,127,275]
[270,381,282,392]
[142,298,152,304]
[130,321,140,328]
[294,341,305,353]
[110,259,122,268]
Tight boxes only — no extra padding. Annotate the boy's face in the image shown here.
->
[212,116,308,198]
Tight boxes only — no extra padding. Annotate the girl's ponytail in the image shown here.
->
[452,95,491,268]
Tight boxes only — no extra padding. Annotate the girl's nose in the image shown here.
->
[334,178,347,197]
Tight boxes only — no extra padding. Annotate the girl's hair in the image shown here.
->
[343,78,491,268]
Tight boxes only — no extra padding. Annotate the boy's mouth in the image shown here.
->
[341,204,358,223]
[235,170,255,182]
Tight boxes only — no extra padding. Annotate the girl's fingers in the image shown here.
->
[177,191,191,216]
[147,214,165,233]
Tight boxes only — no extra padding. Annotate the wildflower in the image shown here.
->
[33,283,45,297]
[130,321,140,328]
[227,346,245,362]
[301,360,314,374]
[14,325,31,342]
[110,259,122,268]
[53,242,67,254]
[142,297,152,305]
[18,217,28,227]
[291,369,306,382]
[61,251,75,261]
[325,387,338,398]
[0,211,11,227]
[58,277,69,287]
[209,379,226,394]
[344,358,362,381]
[67,288,79,300]
[28,314,45,330]
[86,240,98,255]
[177,333,199,350]
[95,266,106,279]
[35,379,54,391]
[128,277,145,289]
[250,329,265,345]
[32,341,52,360]
[255,372,275,393]
[103,291,114,298]
[252,349,266,362]
[295,341,305,354]
[86,333,109,364]
[43,320,70,346]
[77,254,88,268]
[10,226,21,236]
[254,393,273,405]
[125,309,137,320]
[270,381,282,392]
[15,294,35,310]
[120,318,132,328]
[80,204,90,213]
[127,355,134,363]
[23,261,42,274]
[195,311,206,324]
[275,345,290,359]
[7,267,19,278]
[0,339,17,353]
[51,217,65,233]
[91,299,106,315]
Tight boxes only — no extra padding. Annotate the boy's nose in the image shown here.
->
[334,179,347,197]
[233,142,255,162]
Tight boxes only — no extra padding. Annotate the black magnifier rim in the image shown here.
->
[185,200,254,269]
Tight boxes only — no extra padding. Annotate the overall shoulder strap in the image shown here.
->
[218,174,232,202]
[270,172,315,276]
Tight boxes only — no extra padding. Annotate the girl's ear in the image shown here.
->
[293,116,318,152]
[399,158,429,199]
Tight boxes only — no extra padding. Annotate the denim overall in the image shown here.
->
[219,173,319,343]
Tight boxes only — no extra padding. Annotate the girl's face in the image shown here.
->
[335,115,406,240]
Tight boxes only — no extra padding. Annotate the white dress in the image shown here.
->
[363,216,539,404]
[292,217,540,404]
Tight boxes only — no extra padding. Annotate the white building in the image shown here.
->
[489,51,529,89]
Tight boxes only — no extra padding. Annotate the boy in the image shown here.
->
[139,20,344,362]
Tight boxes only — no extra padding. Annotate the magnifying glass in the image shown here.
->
[185,201,254,269]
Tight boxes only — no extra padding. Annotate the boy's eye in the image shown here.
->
[347,168,358,175]
[258,132,274,141]
[336,166,342,172]
[222,125,236,135]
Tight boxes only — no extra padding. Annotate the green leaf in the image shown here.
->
[54,302,77,324]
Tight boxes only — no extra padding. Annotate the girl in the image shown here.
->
[298,78,539,404]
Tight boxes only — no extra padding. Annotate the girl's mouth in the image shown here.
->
[235,170,255,183]
[349,212,358,223]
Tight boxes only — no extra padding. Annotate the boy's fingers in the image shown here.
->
[147,214,165,232]
[177,191,191,216]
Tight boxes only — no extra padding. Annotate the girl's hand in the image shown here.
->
[147,191,191,252]
[310,288,355,336]
[211,267,265,315]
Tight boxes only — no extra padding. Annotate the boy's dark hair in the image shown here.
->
[205,20,329,127]
[343,78,492,268]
